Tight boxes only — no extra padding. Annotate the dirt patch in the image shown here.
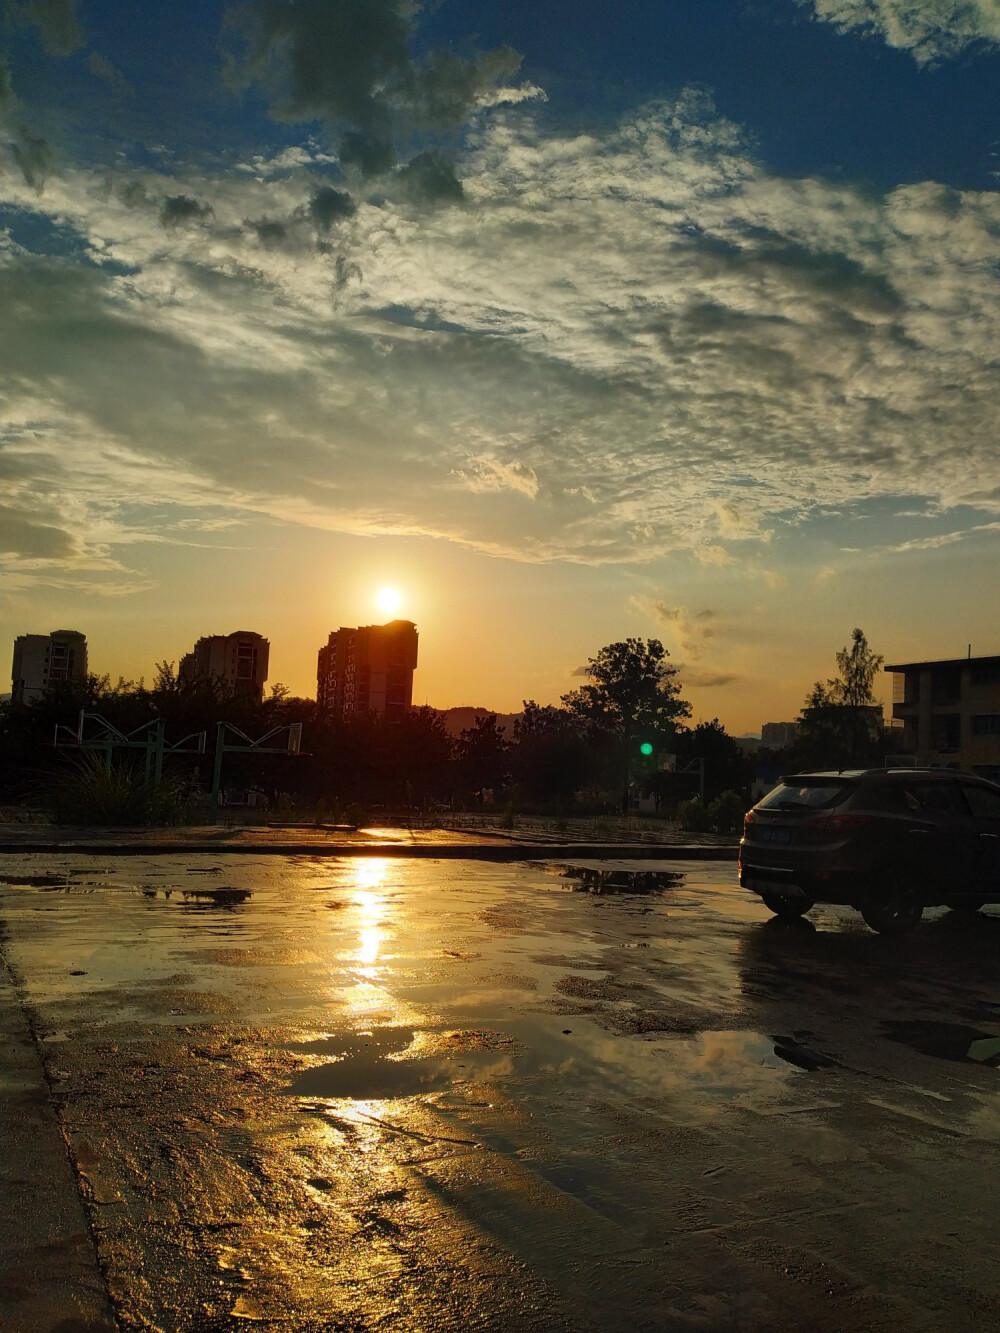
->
[555,974,631,1002]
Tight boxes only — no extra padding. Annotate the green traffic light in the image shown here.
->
[639,742,654,756]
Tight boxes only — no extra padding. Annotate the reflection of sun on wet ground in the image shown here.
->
[308,856,427,1037]
[350,858,389,976]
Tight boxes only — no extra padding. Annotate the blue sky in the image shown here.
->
[2,0,998,725]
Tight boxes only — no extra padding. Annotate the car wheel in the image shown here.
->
[760,891,813,919]
[860,877,923,935]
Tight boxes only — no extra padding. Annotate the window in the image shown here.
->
[236,643,257,679]
[931,714,961,752]
[906,782,958,815]
[931,670,961,705]
[972,715,1000,736]
[959,783,1000,819]
[756,780,853,811]
[868,784,920,814]
[970,665,1000,687]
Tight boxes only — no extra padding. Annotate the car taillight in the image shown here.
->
[742,810,755,836]
[804,812,872,840]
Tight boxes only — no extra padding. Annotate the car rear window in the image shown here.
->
[756,780,853,812]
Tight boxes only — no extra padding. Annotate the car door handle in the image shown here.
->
[908,828,930,835]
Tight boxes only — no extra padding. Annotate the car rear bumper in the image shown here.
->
[739,847,863,905]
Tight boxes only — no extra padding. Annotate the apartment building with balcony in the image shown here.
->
[11,629,88,702]
[317,620,418,721]
[178,631,269,701]
[886,653,1000,780]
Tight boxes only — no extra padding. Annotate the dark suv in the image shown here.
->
[739,769,1000,933]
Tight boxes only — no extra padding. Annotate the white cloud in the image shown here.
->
[802,0,1000,64]
[631,598,722,659]
[1,92,999,592]
[843,520,1000,553]
[693,545,737,567]
[452,456,540,499]
[712,501,773,544]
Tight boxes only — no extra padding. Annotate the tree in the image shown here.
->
[510,701,593,806]
[834,628,884,709]
[674,719,750,803]
[562,638,691,813]
[796,628,885,768]
[455,714,510,800]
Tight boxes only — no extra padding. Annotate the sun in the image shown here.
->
[375,586,402,615]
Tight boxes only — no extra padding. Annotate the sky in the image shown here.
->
[1,0,998,732]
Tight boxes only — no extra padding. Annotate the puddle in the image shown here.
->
[282,1019,816,1104]
[180,888,252,909]
[559,867,683,895]
[287,1027,415,1058]
[0,874,70,888]
[283,1026,514,1099]
[883,1021,1000,1066]
[286,1055,462,1099]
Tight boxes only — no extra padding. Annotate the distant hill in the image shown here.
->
[433,707,520,738]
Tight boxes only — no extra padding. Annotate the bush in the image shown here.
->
[49,754,191,826]
[677,789,747,835]
[677,798,713,833]
[707,789,747,835]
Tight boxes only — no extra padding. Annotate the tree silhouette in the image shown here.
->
[562,638,690,813]
[797,628,885,768]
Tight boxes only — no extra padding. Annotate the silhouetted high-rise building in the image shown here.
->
[179,631,269,701]
[317,620,418,721]
[11,629,88,702]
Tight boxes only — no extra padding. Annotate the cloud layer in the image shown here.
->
[802,0,1000,64]
[2,91,999,593]
[224,0,523,176]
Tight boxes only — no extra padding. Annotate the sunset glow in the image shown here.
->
[1,0,996,731]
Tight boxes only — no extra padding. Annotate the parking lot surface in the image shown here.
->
[2,854,998,1331]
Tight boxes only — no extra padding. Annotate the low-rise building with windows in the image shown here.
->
[886,653,1000,780]
[761,721,799,749]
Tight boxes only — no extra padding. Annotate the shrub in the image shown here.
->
[677,790,747,834]
[707,789,747,835]
[50,754,190,826]
[677,798,713,833]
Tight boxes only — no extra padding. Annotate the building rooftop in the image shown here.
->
[884,654,1000,672]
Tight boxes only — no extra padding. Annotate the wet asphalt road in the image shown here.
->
[2,853,999,1332]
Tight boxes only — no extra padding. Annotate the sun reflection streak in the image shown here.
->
[350,859,389,980]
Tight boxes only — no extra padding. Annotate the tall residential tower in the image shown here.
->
[178,631,270,701]
[11,629,88,702]
[317,620,418,721]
